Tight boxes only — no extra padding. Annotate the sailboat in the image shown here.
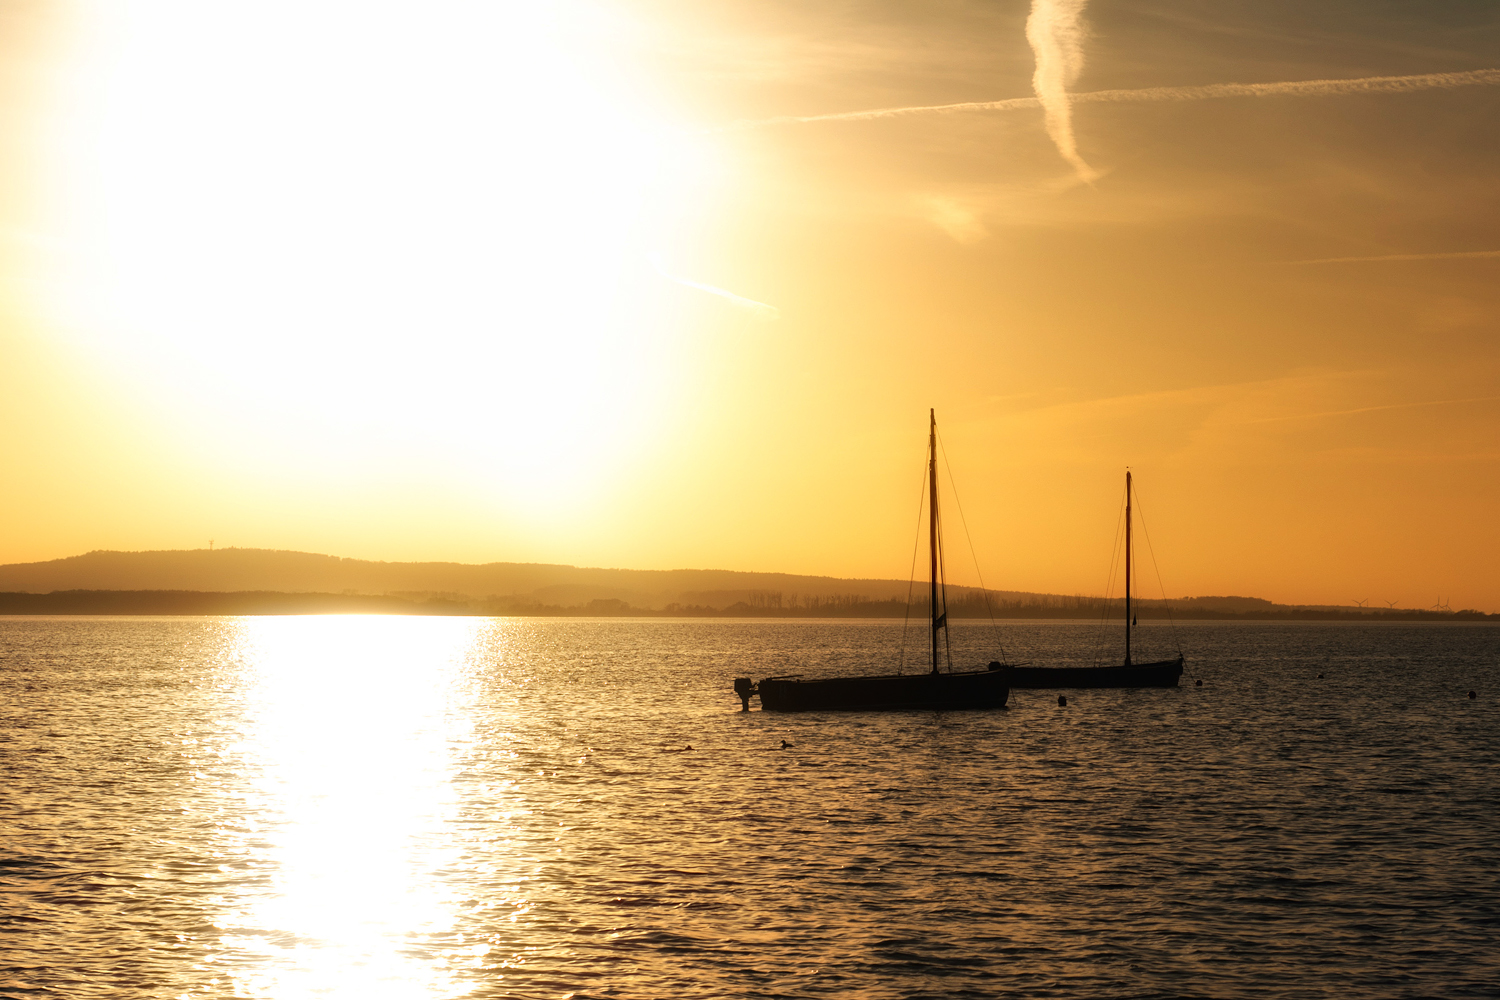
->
[1008,470,1184,689]
[732,410,1010,712]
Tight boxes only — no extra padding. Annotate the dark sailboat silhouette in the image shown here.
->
[1008,470,1184,689]
[733,410,1009,712]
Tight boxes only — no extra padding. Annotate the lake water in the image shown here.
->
[2,617,1498,999]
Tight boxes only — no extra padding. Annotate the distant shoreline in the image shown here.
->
[1,591,1493,621]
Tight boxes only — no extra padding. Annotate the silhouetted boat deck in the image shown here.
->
[751,665,1010,712]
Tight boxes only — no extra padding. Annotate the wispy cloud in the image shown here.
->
[1010,372,1500,428]
[921,196,990,243]
[1283,249,1500,264]
[1245,395,1500,424]
[647,253,780,321]
[714,68,1500,131]
[1026,0,1097,183]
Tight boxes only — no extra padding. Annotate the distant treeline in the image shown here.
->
[1,590,1494,621]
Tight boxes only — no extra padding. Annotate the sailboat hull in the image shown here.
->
[737,411,1011,714]
[1007,657,1183,689]
[755,667,1009,712]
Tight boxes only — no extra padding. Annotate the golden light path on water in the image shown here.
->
[216,617,505,999]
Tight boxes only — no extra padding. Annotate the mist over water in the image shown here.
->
[3,617,1498,998]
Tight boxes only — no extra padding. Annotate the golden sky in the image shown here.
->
[1,1,1497,610]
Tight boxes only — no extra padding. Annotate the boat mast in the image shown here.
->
[1124,469,1132,666]
[929,409,942,675]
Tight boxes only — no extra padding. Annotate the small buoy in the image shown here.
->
[1057,695,1067,707]
[1318,673,1324,679]
[1195,679,1202,687]
[1469,690,1477,700]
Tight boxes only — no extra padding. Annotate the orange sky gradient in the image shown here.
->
[1,1,1497,611]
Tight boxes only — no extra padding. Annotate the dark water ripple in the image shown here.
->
[2,617,1498,998]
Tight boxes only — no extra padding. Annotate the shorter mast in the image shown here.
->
[1124,470,1132,666]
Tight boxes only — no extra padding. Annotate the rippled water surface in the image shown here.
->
[3,617,1498,999]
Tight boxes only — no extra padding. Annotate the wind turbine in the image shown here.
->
[1385,599,1398,609]
[1353,598,1368,608]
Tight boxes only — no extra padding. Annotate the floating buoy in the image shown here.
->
[1469,690,1477,700]
[1318,673,1324,679]
[1057,695,1068,707]
[1195,679,1202,687]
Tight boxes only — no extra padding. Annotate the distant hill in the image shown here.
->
[0,547,972,610]
[0,549,1486,619]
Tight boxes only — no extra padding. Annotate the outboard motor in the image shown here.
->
[733,677,756,712]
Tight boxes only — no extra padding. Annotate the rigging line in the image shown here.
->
[1131,484,1185,660]
[1095,479,1128,668]
[937,481,954,673]
[898,456,929,675]
[936,432,1012,665]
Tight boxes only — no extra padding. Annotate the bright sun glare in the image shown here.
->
[40,1,711,506]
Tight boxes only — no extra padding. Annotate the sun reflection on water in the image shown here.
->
[216,616,495,999]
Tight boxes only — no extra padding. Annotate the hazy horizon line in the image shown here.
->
[0,546,1485,613]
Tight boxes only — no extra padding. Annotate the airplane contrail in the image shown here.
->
[1027,0,1097,183]
[713,68,1500,131]
[1284,249,1500,264]
[647,253,781,321]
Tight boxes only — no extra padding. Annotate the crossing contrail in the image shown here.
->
[713,68,1500,132]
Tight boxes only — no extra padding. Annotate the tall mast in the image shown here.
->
[929,409,941,675]
[1124,469,1132,666]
